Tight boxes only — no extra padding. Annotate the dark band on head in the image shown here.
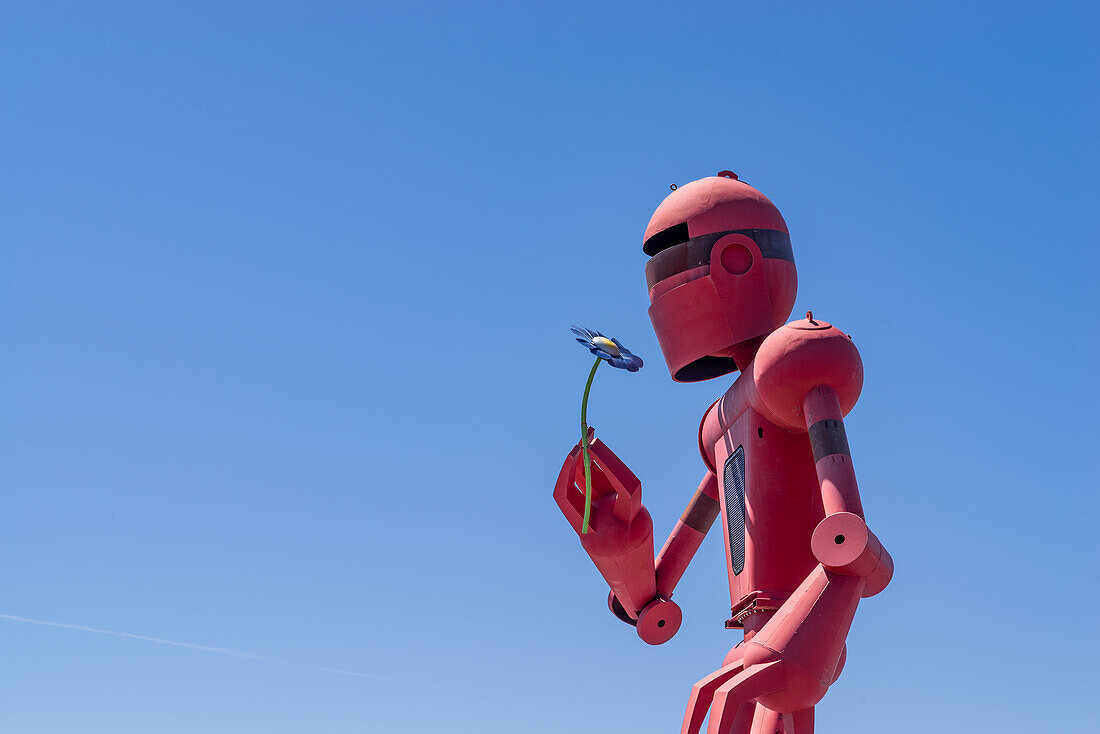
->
[645,228,795,290]
[642,222,690,256]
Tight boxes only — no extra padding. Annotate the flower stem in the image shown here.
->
[580,356,602,534]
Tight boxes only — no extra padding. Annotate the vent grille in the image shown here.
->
[723,446,747,575]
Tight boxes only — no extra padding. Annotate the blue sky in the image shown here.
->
[1,2,1097,732]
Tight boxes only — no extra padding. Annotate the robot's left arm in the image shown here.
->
[756,319,895,597]
[802,385,894,597]
[654,472,720,599]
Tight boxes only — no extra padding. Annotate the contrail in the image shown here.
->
[0,613,420,686]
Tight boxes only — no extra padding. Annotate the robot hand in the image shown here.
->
[554,430,681,644]
[553,428,644,539]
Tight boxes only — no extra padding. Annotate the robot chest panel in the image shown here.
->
[712,413,821,602]
[720,442,748,575]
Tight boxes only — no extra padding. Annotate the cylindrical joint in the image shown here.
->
[636,597,682,645]
[863,542,893,597]
[811,512,893,596]
[655,474,719,598]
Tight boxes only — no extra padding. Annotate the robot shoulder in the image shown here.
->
[752,314,864,429]
[697,398,720,473]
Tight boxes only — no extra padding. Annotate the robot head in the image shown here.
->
[644,172,797,382]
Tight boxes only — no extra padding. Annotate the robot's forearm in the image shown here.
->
[655,472,720,598]
[553,437,699,644]
[553,437,661,612]
[803,385,893,596]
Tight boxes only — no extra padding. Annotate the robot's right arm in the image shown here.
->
[553,431,685,644]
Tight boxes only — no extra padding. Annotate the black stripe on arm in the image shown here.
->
[808,418,851,461]
[681,489,720,532]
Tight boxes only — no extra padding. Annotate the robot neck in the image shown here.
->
[729,335,767,372]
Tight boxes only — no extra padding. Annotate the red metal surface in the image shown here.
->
[554,436,657,623]
[646,176,797,383]
[555,172,892,730]
[643,176,789,243]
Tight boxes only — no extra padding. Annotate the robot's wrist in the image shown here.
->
[608,591,638,626]
[608,591,683,645]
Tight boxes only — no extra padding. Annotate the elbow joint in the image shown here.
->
[811,512,893,597]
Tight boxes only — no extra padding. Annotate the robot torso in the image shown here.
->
[699,317,862,629]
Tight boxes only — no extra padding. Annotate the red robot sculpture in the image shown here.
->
[554,172,893,734]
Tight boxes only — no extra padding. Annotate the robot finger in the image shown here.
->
[707,662,785,734]
[681,660,744,734]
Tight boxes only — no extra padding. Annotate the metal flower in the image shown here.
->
[570,326,643,372]
[569,325,643,534]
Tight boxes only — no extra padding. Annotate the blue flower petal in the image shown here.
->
[605,352,643,371]
[571,325,642,371]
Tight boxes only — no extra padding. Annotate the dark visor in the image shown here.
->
[645,228,794,290]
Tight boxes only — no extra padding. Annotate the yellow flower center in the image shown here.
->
[592,336,621,357]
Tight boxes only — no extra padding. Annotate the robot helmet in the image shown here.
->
[644,172,798,382]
